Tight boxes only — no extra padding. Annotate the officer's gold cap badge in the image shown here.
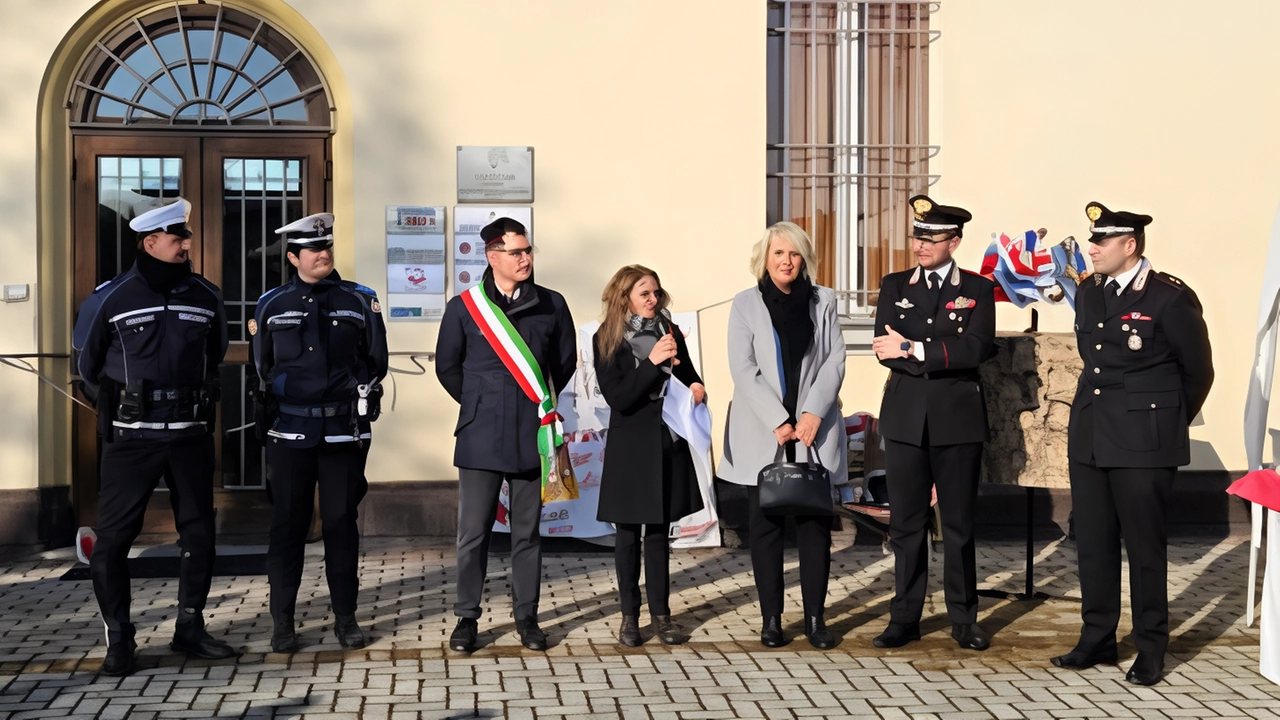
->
[1086,204,1103,222]
[912,197,933,219]
[247,318,258,336]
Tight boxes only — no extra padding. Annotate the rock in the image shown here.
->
[979,332,1081,488]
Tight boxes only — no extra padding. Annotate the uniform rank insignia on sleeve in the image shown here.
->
[247,318,258,336]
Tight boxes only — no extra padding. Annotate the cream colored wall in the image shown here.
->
[287,0,766,481]
[927,0,1280,471]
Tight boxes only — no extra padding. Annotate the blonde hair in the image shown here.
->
[596,265,672,360]
[749,221,818,282]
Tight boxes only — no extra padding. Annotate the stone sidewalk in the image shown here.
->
[0,531,1276,719]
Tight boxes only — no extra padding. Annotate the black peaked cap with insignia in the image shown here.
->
[480,217,528,246]
[909,194,973,238]
[1084,201,1152,244]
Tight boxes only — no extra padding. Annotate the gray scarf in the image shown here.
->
[624,310,673,399]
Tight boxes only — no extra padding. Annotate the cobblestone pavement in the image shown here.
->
[1,531,1276,719]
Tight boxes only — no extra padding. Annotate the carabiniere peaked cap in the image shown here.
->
[129,198,193,239]
[276,212,335,251]
[1084,201,1152,244]
[909,194,972,238]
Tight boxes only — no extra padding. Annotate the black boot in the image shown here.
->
[101,629,137,677]
[760,615,788,648]
[450,618,478,653]
[172,613,238,659]
[872,621,921,649]
[805,615,836,650]
[618,615,642,647]
[271,613,300,654]
[653,615,684,646]
[333,614,367,649]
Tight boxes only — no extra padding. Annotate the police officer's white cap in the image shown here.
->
[275,212,334,250]
[129,197,192,238]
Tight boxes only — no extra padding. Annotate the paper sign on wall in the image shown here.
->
[385,205,446,321]
[452,206,533,296]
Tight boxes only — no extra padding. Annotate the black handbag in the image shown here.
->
[757,445,835,516]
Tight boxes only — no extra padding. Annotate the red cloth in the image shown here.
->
[1227,468,1280,512]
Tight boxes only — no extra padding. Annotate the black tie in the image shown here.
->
[1104,279,1120,315]
[927,271,942,308]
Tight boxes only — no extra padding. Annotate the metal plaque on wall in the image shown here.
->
[457,146,534,202]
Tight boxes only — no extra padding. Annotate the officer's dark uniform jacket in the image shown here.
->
[73,262,228,440]
[252,270,389,448]
[435,272,576,474]
[1068,261,1214,468]
[874,264,998,446]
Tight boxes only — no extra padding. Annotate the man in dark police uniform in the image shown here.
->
[435,217,576,654]
[72,198,234,676]
[871,195,997,652]
[251,212,388,652]
[1051,202,1213,686]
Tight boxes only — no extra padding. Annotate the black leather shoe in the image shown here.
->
[653,615,685,646]
[101,638,137,676]
[618,615,642,647]
[333,614,367,649]
[271,614,300,654]
[805,616,836,650]
[872,622,921,649]
[172,624,239,660]
[951,623,990,651]
[1125,652,1164,686]
[516,618,547,651]
[760,615,789,648]
[1050,642,1119,670]
[450,618,478,653]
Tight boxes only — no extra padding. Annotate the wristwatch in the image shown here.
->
[899,341,911,352]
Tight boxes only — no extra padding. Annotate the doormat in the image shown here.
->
[60,553,267,581]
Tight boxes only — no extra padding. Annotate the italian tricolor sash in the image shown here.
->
[460,284,578,504]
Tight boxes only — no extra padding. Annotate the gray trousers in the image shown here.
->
[455,467,542,621]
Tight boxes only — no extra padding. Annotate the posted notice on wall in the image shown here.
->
[457,146,533,203]
[385,205,446,321]
[452,206,533,296]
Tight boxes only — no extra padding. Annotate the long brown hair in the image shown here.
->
[596,264,672,359]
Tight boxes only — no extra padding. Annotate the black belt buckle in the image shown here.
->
[117,389,142,423]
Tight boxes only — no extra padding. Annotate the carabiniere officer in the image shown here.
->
[72,198,235,676]
[251,213,389,652]
[1052,202,1213,686]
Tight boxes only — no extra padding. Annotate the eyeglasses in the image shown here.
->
[498,247,534,258]
[911,234,956,245]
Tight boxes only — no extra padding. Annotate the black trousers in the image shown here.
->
[455,468,542,621]
[747,485,833,619]
[884,434,983,625]
[91,434,216,639]
[1069,460,1176,656]
[615,523,671,617]
[265,441,369,619]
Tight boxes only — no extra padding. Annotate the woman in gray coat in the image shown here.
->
[719,221,846,649]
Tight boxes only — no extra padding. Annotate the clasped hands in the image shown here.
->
[872,324,916,361]
[775,412,821,447]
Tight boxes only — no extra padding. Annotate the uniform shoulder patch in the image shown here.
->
[1153,271,1186,288]
[341,281,381,312]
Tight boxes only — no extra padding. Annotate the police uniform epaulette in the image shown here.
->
[349,282,379,299]
[1152,271,1185,287]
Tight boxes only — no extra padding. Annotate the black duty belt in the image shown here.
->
[277,401,355,418]
[149,386,199,402]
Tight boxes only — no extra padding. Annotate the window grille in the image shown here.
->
[767,1,939,317]
[70,2,331,129]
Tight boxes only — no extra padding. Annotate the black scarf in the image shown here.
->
[624,310,673,400]
[135,251,192,295]
[760,274,813,423]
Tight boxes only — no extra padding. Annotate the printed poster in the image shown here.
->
[385,205,446,321]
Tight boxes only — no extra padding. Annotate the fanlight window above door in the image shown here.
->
[72,2,331,129]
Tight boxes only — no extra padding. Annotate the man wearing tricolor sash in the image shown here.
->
[436,217,576,653]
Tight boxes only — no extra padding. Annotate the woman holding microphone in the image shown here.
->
[593,265,706,647]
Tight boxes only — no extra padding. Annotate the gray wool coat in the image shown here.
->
[718,282,847,486]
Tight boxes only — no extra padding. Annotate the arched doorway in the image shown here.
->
[65,1,336,527]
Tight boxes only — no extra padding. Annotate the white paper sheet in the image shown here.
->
[663,376,721,548]
[1262,509,1280,685]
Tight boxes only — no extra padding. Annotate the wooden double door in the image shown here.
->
[71,133,330,526]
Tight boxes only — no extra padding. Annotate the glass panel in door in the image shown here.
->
[95,156,183,284]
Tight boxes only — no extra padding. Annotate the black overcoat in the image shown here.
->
[1068,265,1213,468]
[435,276,576,474]
[874,264,998,447]
[593,323,705,525]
